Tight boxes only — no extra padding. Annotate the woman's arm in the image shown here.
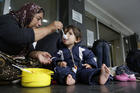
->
[33,21,63,41]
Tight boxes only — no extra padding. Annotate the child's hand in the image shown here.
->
[58,61,67,67]
[82,64,92,69]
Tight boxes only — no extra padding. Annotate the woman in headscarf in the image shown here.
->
[0,2,63,81]
[0,2,63,64]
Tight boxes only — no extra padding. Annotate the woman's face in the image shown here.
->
[28,12,43,28]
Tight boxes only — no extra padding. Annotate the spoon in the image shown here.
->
[12,64,32,73]
[61,29,68,40]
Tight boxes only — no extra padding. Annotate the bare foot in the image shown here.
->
[66,74,75,85]
[99,64,110,85]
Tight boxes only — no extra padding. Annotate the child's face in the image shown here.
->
[62,29,78,48]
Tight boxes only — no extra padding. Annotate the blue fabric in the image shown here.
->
[77,68,100,85]
[92,40,110,68]
[54,66,101,85]
[52,44,98,69]
[54,66,76,84]
[52,44,104,85]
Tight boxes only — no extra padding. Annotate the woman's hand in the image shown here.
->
[58,61,67,67]
[29,51,52,65]
[48,21,63,31]
[82,64,92,69]
[33,21,63,41]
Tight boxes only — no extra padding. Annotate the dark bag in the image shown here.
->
[0,51,42,81]
[115,65,135,75]
[126,50,140,73]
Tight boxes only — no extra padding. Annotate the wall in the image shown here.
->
[59,0,86,46]
[85,0,134,36]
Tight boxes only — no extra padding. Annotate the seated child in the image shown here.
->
[52,25,110,85]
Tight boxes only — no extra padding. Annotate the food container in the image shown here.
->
[21,68,54,87]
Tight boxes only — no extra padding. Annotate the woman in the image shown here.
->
[0,2,63,64]
[0,2,63,81]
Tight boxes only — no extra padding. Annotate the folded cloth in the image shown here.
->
[109,66,118,76]
[0,51,42,81]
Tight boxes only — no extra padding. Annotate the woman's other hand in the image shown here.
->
[29,51,52,65]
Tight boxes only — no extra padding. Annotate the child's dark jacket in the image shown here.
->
[52,43,98,70]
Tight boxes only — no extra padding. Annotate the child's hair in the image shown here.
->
[64,25,82,41]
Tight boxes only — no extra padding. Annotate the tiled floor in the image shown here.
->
[0,81,140,93]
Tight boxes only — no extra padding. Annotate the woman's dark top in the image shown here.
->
[0,14,34,55]
[35,31,62,55]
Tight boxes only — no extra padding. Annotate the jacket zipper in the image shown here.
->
[69,49,77,73]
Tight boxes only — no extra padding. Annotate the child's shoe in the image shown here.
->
[115,73,129,81]
[127,74,136,81]
[115,73,136,82]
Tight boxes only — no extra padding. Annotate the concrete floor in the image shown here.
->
[0,81,140,93]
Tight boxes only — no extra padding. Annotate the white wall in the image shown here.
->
[85,0,134,36]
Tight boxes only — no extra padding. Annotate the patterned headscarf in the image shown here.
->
[9,2,44,27]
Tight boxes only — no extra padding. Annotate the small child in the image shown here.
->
[52,25,110,85]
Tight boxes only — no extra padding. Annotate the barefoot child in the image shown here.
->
[52,25,110,85]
